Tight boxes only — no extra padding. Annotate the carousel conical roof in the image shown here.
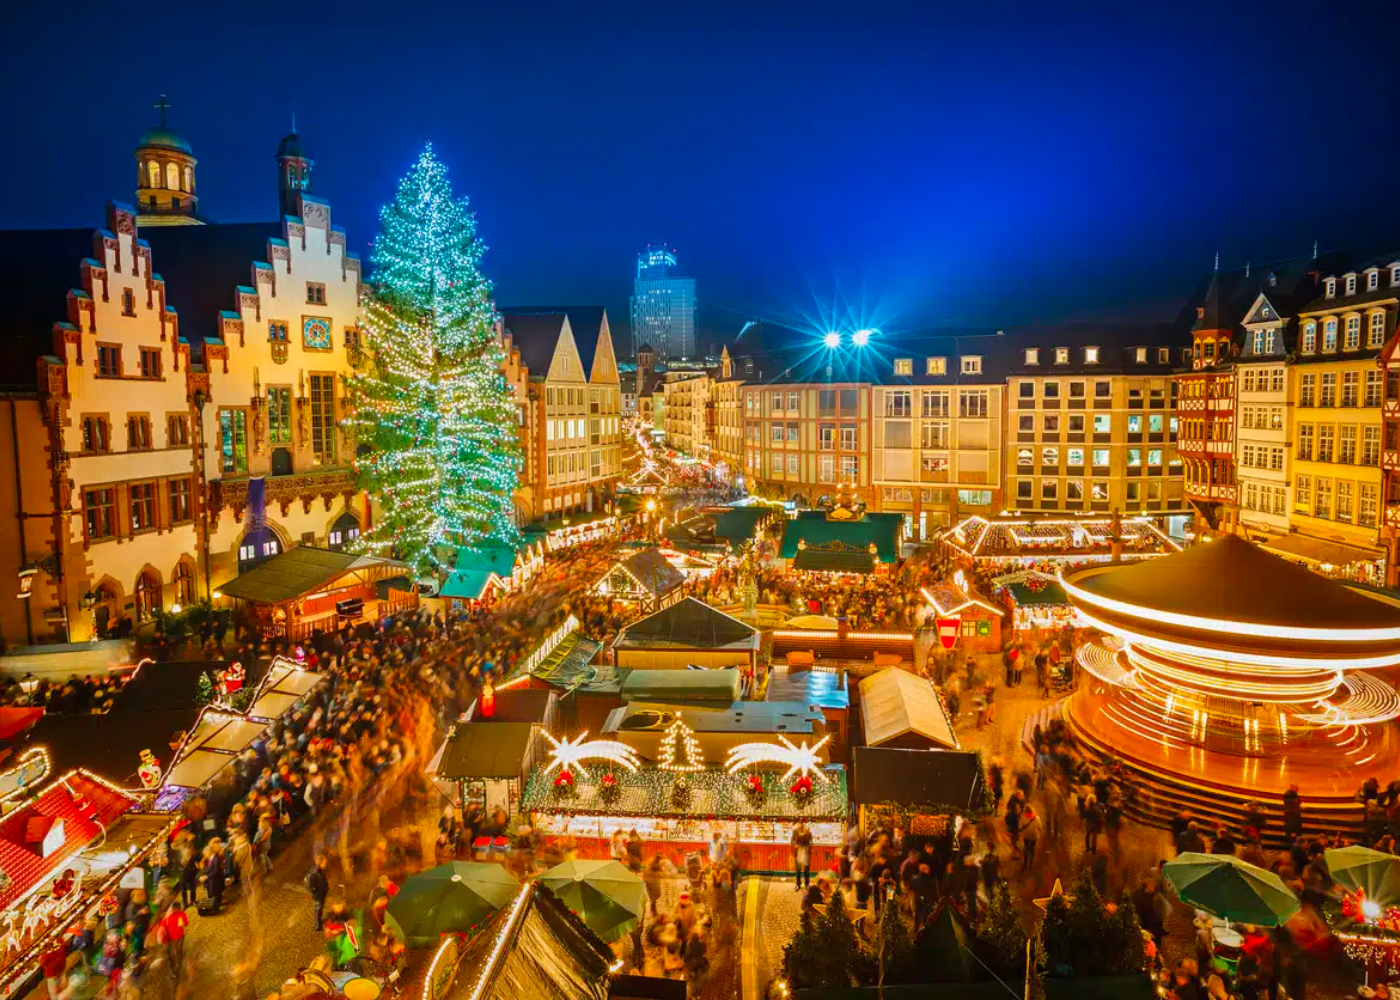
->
[1066,535,1400,631]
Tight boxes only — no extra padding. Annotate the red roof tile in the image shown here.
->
[0,773,136,911]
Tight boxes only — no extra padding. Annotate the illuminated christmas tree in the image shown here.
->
[351,145,522,574]
[658,717,705,772]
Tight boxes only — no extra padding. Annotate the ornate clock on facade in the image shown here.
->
[302,316,332,351]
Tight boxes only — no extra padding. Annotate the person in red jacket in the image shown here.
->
[160,901,189,977]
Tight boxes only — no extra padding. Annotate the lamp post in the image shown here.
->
[192,390,212,602]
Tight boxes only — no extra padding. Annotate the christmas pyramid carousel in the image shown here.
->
[1060,535,1400,840]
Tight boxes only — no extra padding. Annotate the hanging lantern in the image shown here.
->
[480,678,496,719]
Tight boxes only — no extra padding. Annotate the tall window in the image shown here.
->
[1367,370,1383,407]
[1320,373,1337,407]
[219,409,248,474]
[1342,372,1360,407]
[839,426,858,451]
[268,387,292,443]
[122,289,137,317]
[82,416,110,453]
[1371,312,1387,348]
[328,511,361,550]
[139,348,161,378]
[134,571,160,621]
[1324,319,1338,352]
[1302,322,1316,353]
[1297,425,1313,460]
[168,477,192,523]
[1315,478,1333,518]
[129,482,156,532]
[1340,425,1357,464]
[146,161,159,188]
[97,345,121,377]
[922,390,949,418]
[1361,484,1380,527]
[818,426,834,450]
[1364,426,1381,466]
[85,488,116,540]
[921,422,950,449]
[1337,481,1355,521]
[173,560,194,604]
[1317,425,1334,462]
[127,415,152,450]
[818,454,835,483]
[1299,373,1316,407]
[310,374,337,465]
[1345,316,1362,350]
[1294,474,1311,512]
[166,414,189,447]
[885,391,911,417]
[165,163,179,191]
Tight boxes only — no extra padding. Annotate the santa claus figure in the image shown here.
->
[223,662,245,694]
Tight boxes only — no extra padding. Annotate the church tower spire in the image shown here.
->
[134,95,203,227]
[275,123,314,218]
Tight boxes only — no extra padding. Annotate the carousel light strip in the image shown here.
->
[1061,570,1400,642]
[1074,640,1138,689]
[1296,672,1400,725]
[1073,605,1400,670]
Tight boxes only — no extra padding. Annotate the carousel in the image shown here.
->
[1060,535,1400,840]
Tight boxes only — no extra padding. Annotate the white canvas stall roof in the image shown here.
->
[858,667,958,750]
[164,749,238,790]
[247,659,324,721]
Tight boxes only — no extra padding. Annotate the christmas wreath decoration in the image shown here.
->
[790,774,814,802]
[599,771,621,803]
[744,773,765,805]
[671,775,692,808]
[553,769,576,797]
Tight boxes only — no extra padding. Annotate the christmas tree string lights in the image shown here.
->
[658,716,705,772]
[349,144,522,575]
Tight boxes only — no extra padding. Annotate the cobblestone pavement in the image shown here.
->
[745,876,803,999]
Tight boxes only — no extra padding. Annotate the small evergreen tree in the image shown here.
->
[195,671,213,706]
[781,911,823,989]
[976,880,1029,980]
[1101,890,1148,976]
[875,896,916,985]
[1039,868,1146,980]
[813,892,863,987]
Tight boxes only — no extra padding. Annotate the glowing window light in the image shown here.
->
[543,731,641,776]
[724,734,832,783]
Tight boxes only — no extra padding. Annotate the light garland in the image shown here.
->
[724,735,832,784]
[657,717,705,772]
[543,731,641,776]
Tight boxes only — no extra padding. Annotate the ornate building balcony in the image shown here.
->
[209,467,358,521]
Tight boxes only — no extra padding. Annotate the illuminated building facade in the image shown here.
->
[1006,326,1186,517]
[630,246,696,360]
[1063,535,1400,838]
[709,347,746,480]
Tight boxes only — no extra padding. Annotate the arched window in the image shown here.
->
[165,162,179,191]
[134,571,161,621]
[147,161,160,189]
[237,526,280,574]
[328,511,361,550]
[173,561,194,605]
[183,166,192,192]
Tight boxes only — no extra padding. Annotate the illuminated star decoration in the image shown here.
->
[543,731,641,777]
[724,734,832,784]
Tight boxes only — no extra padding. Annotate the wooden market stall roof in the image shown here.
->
[859,668,958,750]
[608,548,686,597]
[780,510,902,563]
[850,746,983,808]
[433,722,538,780]
[163,710,270,789]
[613,597,759,653]
[216,547,412,605]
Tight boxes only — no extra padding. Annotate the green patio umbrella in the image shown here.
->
[1163,852,1300,927]
[386,862,521,947]
[536,859,647,943]
[1326,845,1400,903]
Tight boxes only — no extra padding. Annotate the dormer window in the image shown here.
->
[1392,265,1400,288]
[1326,278,1337,298]
[1134,347,1147,363]
[1368,269,1380,291]
[1054,348,1069,365]
[1324,317,1338,352]
[926,357,946,375]
[1302,321,1317,353]
[960,355,982,375]
[1084,346,1100,364]
[1158,348,1170,363]
[1346,274,1357,295]
[1268,272,1277,288]
[894,358,912,376]
[1024,348,1040,365]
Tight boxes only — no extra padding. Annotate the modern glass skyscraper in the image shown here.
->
[630,246,696,360]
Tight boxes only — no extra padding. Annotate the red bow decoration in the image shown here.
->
[790,775,814,797]
[601,773,617,787]
[553,769,574,788]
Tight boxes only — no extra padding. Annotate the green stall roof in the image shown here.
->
[619,668,744,704]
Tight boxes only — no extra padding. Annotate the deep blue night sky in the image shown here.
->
[5,0,1400,349]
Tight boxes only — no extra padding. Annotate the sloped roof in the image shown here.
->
[780,511,902,563]
[619,669,744,704]
[217,547,410,604]
[441,545,520,600]
[712,506,773,543]
[139,222,284,347]
[501,307,609,376]
[435,722,537,779]
[528,630,604,690]
[851,746,982,808]
[1068,534,1400,630]
[859,667,958,749]
[614,597,758,652]
[614,548,686,596]
[441,882,612,1000]
[0,772,137,912]
[793,549,876,574]
[501,310,568,378]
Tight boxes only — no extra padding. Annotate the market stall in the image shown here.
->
[427,721,543,819]
[440,540,546,611]
[942,513,1181,566]
[593,548,686,615]
[522,717,847,872]
[920,570,1006,653]
[245,655,324,721]
[156,707,270,810]
[990,569,1078,631]
[611,597,760,671]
